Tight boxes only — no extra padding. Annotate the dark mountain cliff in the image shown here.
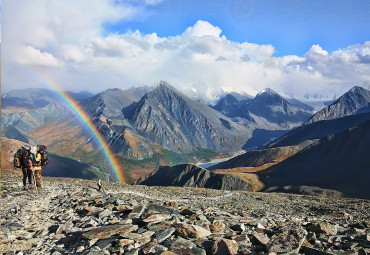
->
[136,164,252,191]
[305,86,370,125]
[259,120,370,199]
[268,112,370,148]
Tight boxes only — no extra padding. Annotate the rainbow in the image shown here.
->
[19,66,127,183]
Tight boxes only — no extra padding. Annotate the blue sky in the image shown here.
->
[107,0,370,56]
[2,0,370,100]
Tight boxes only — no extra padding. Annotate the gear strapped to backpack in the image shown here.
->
[36,145,48,167]
[13,148,25,168]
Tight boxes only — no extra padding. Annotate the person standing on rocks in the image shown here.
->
[31,146,43,189]
[21,144,33,190]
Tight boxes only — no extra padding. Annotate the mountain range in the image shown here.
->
[213,88,313,130]
[208,86,370,199]
[2,83,370,192]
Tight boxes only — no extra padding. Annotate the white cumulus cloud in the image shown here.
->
[2,1,370,101]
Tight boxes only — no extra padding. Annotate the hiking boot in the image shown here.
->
[23,186,28,190]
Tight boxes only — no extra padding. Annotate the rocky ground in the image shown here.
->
[1,173,369,255]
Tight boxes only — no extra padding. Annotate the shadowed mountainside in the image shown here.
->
[268,112,370,148]
[136,164,252,191]
[209,144,309,171]
[259,120,370,199]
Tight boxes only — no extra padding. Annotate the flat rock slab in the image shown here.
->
[212,238,238,255]
[174,223,211,239]
[155,227,176,243]
[169,238,206,255]
[82,224,137,240]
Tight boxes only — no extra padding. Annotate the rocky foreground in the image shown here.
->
[1,173,369,255]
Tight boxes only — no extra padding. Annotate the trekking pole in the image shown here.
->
[32,170,38,195]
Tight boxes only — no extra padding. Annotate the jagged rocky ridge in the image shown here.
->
[127,83,251,153]
[135,164,251,191]
[1,174,369,255]
[213,88,313,130]
[305,86,370,125]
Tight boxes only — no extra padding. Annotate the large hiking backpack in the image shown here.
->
[37,145,48,167]
[13,148,25,168]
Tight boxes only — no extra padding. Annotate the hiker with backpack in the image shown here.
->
[31,145,45,189]
[14,143,49,190]
[20,144,33,190]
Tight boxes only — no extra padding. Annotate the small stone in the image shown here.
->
[307,223,338,235]
[96,237,119,250]
[56,220,74,235]
[82,224,137,240]
[307,232,317,242]
[142,214,172,223]
[155,227,176,243]
[115,205,131,212]
[230,223,245,232]
[142,240,168,254]
[256,223,265,229]
[76,246,85,253]
[253,233,270,245]
[169,201,178,209]
[174,223,211,239]
[159,252,177,255]
[118,239,135,247]
[181,209,196,216]
[128,205,147,219]
[98,209,112,219]
[169,238,206,255]
[147,204,178,215]
[210,221,226,232]
[232,234,250,243]
[212,238,238,255]
[121,231,155,244]
[125,248,141,255]
[84,206,100,215]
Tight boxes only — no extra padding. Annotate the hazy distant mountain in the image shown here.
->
[212,94,244,118]
[136,164,252,191]
[286,98,315,112]
[305,86,370,125]
[1,103,75,143]
[214,88,313,130]
[2,88,63,110]
[66,91,95,100]
[182,87,252,105]
[2,88,95,111]
[259,119,370,199]
[245,88,312,127]
[81,86,152,120]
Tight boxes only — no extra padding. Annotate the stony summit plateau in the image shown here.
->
[1,174,369,255]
